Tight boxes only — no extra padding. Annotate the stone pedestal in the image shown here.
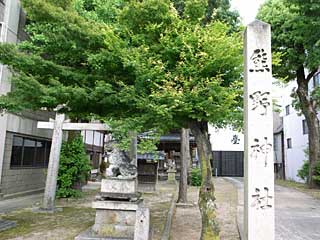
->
[75,177,149,240]
[92,200,142,238]
[101,178,137,195]
[167,169,176,184]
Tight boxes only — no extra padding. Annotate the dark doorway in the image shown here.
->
[212,151,244,177]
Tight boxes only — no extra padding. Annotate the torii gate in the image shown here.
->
[37,112,111,211]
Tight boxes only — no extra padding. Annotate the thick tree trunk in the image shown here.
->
[296,66,320,188]
[178,128,190,203]
[189,121,219,240]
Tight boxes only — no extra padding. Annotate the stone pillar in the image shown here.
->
[134,207,150,240]
[128,131,138,190]
[244,20,275,240]
[128,131,137,167]
[43,113,65,210]
[178,128,190,202]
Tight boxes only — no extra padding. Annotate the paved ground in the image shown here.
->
[228,177,320,240]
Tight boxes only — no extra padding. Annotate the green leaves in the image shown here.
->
[258,0,320,79]
[0,0,243,135]
[57,136,91,198]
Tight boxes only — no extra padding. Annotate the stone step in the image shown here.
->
[0,219,17,232]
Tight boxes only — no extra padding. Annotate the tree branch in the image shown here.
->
[306,69,318,82]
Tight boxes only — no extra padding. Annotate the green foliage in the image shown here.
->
[0,1,243,238]
[138,137,159,154]
[0,0,243,134]
[105,118,162,152]
[190,168,202,186]
[258,0,320,187]
[184,0,207,23]
[257,0,320,80]
[57,137,91,198]
[298,161,320,186]
[297,161,309,181]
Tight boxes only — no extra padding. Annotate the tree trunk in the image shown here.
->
[178,128,190,203]
[296,66,320,188]
[189,121,219,240]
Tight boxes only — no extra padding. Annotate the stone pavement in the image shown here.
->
[227,177,320,240]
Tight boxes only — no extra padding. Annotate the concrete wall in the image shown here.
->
[1,114,53,197]
[1,132,48,196]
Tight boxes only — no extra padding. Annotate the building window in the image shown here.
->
[11,135,51,168]
[285,105,290,115]
[302,120,309,135]
[287,138,292,149]
[313,72,320,88]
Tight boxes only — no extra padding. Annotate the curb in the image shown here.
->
[223,177,244,240]
[160,188,177,240]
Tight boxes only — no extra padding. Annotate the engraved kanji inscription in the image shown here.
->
[249,48,270,72]
[250,138,261,160]
[249,91,271,116]
[250,137,272,167]
[251,187,273,210]
[231,134,240,144]
[260,137,273,167]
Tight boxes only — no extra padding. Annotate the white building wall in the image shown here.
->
[208,125,244,151]
[281,81,309,182]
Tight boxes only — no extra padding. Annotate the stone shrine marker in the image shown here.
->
[37,112,110,211]
[244,20,275,240]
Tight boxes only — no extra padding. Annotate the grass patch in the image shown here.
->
[276,179,320,200]
[0,207,95,240]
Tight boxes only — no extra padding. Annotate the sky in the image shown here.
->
[231,0,267,25]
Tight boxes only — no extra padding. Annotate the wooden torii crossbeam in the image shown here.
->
[37,112,110,211]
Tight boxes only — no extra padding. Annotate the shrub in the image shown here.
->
[56,136,91,198]
[297,160,320,186]
[190,168,202,186]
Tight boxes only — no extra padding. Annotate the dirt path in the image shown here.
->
[214,178,240,240]
[170,186,201,240]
